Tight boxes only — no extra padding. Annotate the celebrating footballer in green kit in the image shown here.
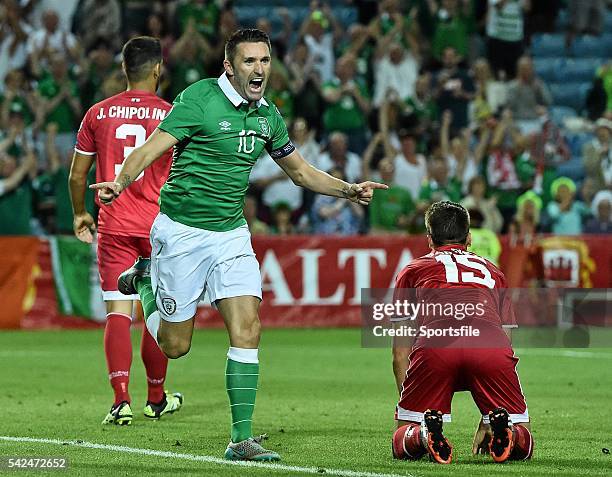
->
[91,28,387,462]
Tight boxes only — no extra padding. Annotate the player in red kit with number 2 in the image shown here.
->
[68,37,182,426]
[391,201,532,464]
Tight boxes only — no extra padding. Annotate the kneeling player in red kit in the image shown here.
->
[391,201,533,464]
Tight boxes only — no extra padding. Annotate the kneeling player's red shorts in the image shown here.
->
[396,347,529,424]
[97,232,151,301]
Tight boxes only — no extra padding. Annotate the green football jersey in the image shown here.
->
[158,74,294,232]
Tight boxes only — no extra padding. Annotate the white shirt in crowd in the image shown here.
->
[315,151,362,183]
[486,0,526,42]
[250,153,303,211]
[0,22,32,91]
[304,33,335,84]
[446,154,479,193]
[393,153,427,200]
[27,28,77,56]
[373,52,419,107]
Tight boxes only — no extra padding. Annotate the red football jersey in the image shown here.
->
[75,90,173,237]
[394,245,516,330]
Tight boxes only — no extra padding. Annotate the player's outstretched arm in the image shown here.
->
[90,129,178,205]
[276,149,388,205]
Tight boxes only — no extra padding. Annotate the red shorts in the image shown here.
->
[396,347,529,424]
[97,232,151,301]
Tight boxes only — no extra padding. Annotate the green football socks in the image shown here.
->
[226,348,259,443]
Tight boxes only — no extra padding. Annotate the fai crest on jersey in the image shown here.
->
[161,297,176,315]
[258,117,270,137]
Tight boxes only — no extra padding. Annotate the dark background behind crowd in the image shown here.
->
[1,0,611,247]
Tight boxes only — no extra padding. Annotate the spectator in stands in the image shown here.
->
[0,147,36,235]
[435,46,475,131]
[72,0,121,52]
[145,13,175,65]
[286,40,323,131]
[584,190,612,234]
[584,118,612,189]
[471,57,507,121]
[244,194,270,235]
[418,155,463,204]
[368,157,415,233]
[80,39,118,109]
[373,39,419,109]
[266,70,294,120]
[175,0,221,41]
[300,3,343,84]
[44,122,74,234]
[256,8,292,59]
[510,190,543,237]
[545,177,589,235]
[567,0,606,42]
[0,148,35,199]
[169,18,212,100]
[1,69,36,129]
[37,54,82,163]
[290,117,320,166]
[594,63,612,115]
[338,23,374,87]
[271,202,295,236]
[0,0,31,89]
[311,168,364,235]
[27,9,79,73]
[401,73,438,135]
[316,131,362,183]
[439,110,482,188]
[387,129,427,201]
[428,0,473,61]
[322,54,371,153]
[506,56,551,131]
[580,177,599,210]
[461,176,504,232]
[484,109,526,227]
[485,0,529,79]
[467,208,502,264]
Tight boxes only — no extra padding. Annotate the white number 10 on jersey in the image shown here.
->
[114,124,146,180]
[435,254,496,289]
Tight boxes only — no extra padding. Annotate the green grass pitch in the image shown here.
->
[0,329,611,476]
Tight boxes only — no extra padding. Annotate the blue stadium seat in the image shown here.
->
[549,82,590,112]
[570,36,608,58]
[562,58,603,82]
[534,57,562,83]
[606,12,612,31]
[549,106,577,126]
[602,33,612,57]
[531,34,566,58]
[565,132,594,158]
[556,157,585,182]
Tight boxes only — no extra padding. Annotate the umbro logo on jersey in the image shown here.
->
[219,120,231,131]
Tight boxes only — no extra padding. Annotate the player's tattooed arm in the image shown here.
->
[117,173,133,192]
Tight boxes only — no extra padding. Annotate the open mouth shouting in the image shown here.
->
[248,77,264,95]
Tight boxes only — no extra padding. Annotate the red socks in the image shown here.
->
[104,313,132,405]
[104,313,169,405]
[392,424,426,460]
[510,424,534,460]
[141,325,168,403]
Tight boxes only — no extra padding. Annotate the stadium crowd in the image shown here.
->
[0,0,611,238]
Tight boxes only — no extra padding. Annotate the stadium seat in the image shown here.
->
[556,157,585,182]
[555,9,568,30]
[531,34,566,58]
[565,132,594,158]
[569,36,608,58]
[562,59,603,83]
[602,33,612,57]
[534,57,562,83]
[549,82,590,112]
[549,106,577,126]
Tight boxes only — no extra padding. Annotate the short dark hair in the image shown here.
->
[122,36,162,82]
[425,201,470,247]
[225,29,271,65]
